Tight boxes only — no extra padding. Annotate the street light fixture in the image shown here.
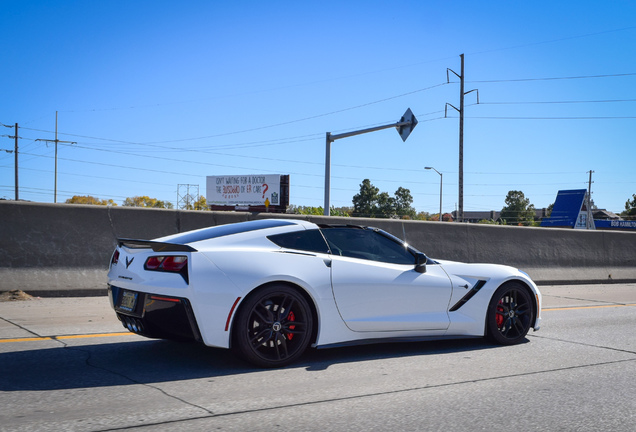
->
[425,167,443,222]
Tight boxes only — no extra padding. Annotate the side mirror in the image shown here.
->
[415,252,427,273]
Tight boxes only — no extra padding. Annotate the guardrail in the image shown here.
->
[1,201,634,296]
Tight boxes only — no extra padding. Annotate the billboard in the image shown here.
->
[206,174,285,207]
[540,189,595,229]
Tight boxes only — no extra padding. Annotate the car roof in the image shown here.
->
[156,218,316,245]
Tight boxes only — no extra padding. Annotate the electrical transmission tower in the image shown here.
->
[177,184,200,210]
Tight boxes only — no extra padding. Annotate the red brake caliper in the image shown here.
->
[496,300,504,328]
[287,311,296,340]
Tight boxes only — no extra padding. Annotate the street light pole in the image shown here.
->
[324,132,332,215]
[425,167,443,222]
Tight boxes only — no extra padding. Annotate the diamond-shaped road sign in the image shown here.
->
[397,108,418,142]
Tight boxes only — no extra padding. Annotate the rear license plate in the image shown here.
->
[119,290,138,312]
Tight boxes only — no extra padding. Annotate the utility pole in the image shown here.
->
[459,54,464,223]
[587,170,595,230]
[3,122,19,200]
[446,54,478,223]
[36,112,76,203]
[14,123,18,201]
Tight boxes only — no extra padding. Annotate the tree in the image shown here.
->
[393,187,416,218]
[376,191,395,218]
[178,196,207,210]
[546,202,554,217]
[288,205,351,217]
[193,196,208,210]
[352,179,416,218]
[352,179,380,217]
[332,206,353,216]
[433,213,454,222]
[623,194,636,219]
[65,195,117,206]
[478,218,500,225]
[123,196,174,209]
[500,190,536,226]
[289,205,323,215]
[414,211,431,221]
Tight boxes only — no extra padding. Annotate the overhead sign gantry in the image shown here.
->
[323,108,418,216]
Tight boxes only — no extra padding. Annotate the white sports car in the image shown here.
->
[107,219,542,367]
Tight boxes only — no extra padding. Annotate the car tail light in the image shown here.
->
[161,256,188,272]
[143,255,189,283]
[111,250,120,265]
[144,256,188,272]
[144,256,163,270]
[149,295,181,303]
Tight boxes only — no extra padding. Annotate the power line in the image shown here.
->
[462,116,636,120]
[4,63,634,210]
[23,84,449,146]
[481,98,636,105]
[467,72,636,84]
[3,70,632,149]
[0,185,132,201]
[16,166,174,187]
[467,25,636,57]
[17,142,625,183]
[49,26,636,115]
[16,151,205,178]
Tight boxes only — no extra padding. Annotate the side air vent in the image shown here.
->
[449,280,487,312]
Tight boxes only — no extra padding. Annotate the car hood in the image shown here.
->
[434,259,530,281]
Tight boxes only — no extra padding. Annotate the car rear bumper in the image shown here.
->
[108,285,202,342]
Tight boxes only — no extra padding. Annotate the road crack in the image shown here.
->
[530,333,636,356]
[0,315,43,338]
[543,294,629,306]
[50,337,216,418]
[91,352,636,431]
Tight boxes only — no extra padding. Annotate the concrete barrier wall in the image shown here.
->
[1,201,635,295]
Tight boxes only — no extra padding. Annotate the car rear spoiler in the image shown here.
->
[118,239,197,252]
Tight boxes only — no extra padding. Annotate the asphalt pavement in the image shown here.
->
[2,283,636,432]
[2,284,636,340]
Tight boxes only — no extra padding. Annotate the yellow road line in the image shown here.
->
[0,336,51,343]
[57,332,134,340]
[543,303,636,311]
[2,303,635,343]
[0,332,134,344]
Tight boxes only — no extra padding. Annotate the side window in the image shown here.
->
[320,228,415,265]
[267,229,330,254]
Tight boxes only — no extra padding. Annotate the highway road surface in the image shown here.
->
[1,284,635,431]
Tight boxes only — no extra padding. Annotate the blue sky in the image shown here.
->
[1,1,635,215]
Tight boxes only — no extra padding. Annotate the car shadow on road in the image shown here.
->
[302,338,523,371]
[0,337,524,391]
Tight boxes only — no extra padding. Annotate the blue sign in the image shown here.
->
[594,220,636,230]
[541,189,588,228]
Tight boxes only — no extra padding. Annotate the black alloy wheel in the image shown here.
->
[486,282,533,345]
[232,285,313,368]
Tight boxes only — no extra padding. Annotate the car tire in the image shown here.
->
[486,282,533,345]
[232,284,314,368]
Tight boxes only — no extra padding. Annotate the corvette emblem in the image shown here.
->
[125,256,134,269]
